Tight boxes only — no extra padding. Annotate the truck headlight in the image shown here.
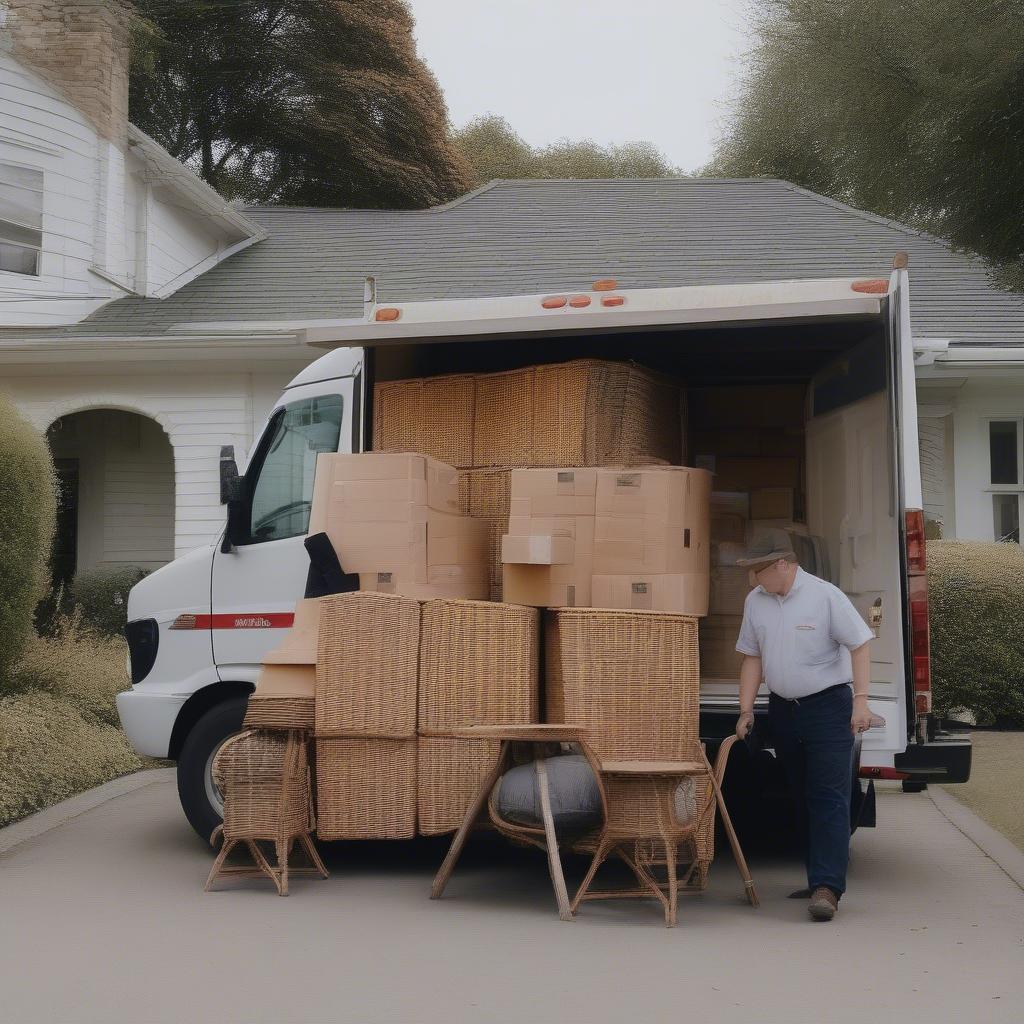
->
[125,618,159,684]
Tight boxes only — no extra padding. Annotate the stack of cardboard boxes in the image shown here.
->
[308,453,489,600]
[501,466,712,616]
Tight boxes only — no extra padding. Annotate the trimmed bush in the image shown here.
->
[0,690,141,827]
[0,395,56,688]
[928,540,1024,726]
[69,566,149,638]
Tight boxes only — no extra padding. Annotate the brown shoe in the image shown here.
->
[808,887,838,921]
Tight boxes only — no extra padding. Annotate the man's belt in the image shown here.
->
[768,682,851,706]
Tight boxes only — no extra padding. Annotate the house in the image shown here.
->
[2,0,1023,587]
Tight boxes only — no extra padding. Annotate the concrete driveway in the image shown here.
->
[1,774,1022,1024]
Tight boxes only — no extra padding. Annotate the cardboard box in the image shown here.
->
[595,466,712,522]
[593,516,709,575]
[253,663,315,697]
[712,456,801,492]
[506,513,592,541]
[501,534,575,565]
[750,487,795,521]
[262,598,322,664]
[711,541,748,567]
[502,563,592,608]
[508,468,598,517]
[591,573,709,616]
[711,513,746,544]
[711,491,750,519]
[699,614,746,680]
[710,566,752,616]
[358,569,490,602]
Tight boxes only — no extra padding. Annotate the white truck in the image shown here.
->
[116,268,972,839]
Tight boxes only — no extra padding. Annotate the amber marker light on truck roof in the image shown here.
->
[592,279,617,291]
[601,295,625,307]
[569,295,592,308]
[541,296,568,309]
[851,279,889,294]
[374,307,401,321]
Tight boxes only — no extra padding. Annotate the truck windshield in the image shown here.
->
[248,393,343,543]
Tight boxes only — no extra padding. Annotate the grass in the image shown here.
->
[0,616,150,828]
[941,731,1024,851]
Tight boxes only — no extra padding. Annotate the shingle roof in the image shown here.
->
[50,178,1024,345]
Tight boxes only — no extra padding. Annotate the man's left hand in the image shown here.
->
[851,696,873,735]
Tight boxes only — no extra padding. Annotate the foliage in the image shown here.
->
[0,394,56,690]
[708,0,1024,284]
[129,0,473,208]
[0,690,140,827]
[454,115,681,188]
[67,567,149,638]
[928,541,1024,726]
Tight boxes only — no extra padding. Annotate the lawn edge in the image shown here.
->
[0,767,176,856]
[930,786,1024,891]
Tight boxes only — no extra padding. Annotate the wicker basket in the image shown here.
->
[473,367,536,468]
[460,468,512,601]
[315,737,417,839]
[315,591,421,738]
[419,599,539,730]
[373,373,476,468]
[544,607,700,761]
[243,695,315,731]
[417,734,502,835]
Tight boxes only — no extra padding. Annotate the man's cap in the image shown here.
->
[735,535,797,569]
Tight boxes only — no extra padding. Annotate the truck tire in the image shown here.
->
[176,697,247,841]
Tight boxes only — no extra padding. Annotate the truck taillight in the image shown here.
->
[905,510,931,716]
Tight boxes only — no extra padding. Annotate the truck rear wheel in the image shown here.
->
[176,697,247,841]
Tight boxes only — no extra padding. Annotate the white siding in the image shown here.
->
[2,368,300,562]
[145,193,221,296]
[918,416,947,535]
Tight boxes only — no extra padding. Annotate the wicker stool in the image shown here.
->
[204,729,328,896]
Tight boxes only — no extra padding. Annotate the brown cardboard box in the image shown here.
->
[508,467,598,517]
[698,614,745,680]
[591,573,709,616]
[709,566,753,616]
[358,568,490,601]
[711,513,746,544]
[750,487,795,521]
[460,468,513,601]
[593,516,709,575]
[501,534,575,565]
[595,466,712,521]
[252,663,315,698]
[712,456,801,492]
[502,563,592,608]
[506,513,592,541]
[262,598,322,664]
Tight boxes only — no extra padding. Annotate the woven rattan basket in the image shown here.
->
[544,607,700,761]
[243,695,315,731]
[315,736,417,839]
[419,599,539,731]
[315,591,421,738]
[416,734,502,835]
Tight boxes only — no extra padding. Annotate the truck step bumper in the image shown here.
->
[894,734,972,784]
[116,689,188,760]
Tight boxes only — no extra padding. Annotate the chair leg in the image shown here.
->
[248,840,283,896]
[298,833,329,879]
[572,839,610,913]
[620,847,671,919]
[665,839,678,928]
[204,837,236,892]
[535,756,573,922]
[276,839,289,897]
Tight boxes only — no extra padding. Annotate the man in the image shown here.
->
[733,538,873,922]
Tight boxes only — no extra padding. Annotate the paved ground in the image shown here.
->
[1,775,1022,1024]
[942,731,1024,850]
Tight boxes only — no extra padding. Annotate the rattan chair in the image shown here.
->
[548,608,734,926]
[204,729,328,896]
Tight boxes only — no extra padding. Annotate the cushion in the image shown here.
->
[496,754,603,832]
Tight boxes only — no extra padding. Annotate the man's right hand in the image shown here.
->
[735,710,754,740]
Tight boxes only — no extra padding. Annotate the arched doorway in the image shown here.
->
[45,409,175,586]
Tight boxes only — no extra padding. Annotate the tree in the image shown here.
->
[454,116,681,187]
[708,0,1024,285]
[129,0,472,208]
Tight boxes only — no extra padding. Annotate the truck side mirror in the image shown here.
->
[219,445,241,504]
[221,494,247,554]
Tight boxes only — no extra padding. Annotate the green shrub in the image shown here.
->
[68,566,148,638]
[0,690,141,827]
[0,395,56,688]
[7,615,129,727]
[928,540,1024,726]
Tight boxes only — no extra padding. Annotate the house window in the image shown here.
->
[989,419,1023,542]
[0,163,43,276]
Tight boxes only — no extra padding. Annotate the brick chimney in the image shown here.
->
[3,0,134,144]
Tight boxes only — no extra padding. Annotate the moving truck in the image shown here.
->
[116,266,972,840]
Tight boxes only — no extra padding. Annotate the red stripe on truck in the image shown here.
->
[170,612,295,630]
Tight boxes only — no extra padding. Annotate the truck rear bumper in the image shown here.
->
[116,689,187,759]
[894,734,972,784]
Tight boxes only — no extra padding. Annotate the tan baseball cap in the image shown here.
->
[735,535,797,570]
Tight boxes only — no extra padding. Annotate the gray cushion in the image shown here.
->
[496,754,603,832]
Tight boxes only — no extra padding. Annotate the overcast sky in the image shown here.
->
[407,0,753,174]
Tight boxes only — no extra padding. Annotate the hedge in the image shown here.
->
[928,540,1024,725]
[69,566,149,638]
[0,395,56,688]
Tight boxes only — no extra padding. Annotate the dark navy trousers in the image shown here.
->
[769,684,854,898]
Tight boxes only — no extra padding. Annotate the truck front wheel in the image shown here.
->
[176,697,247,841]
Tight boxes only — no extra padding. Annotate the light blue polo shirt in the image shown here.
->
[735,567,873,699]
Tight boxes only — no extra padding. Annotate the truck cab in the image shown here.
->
[117,273,971,840]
